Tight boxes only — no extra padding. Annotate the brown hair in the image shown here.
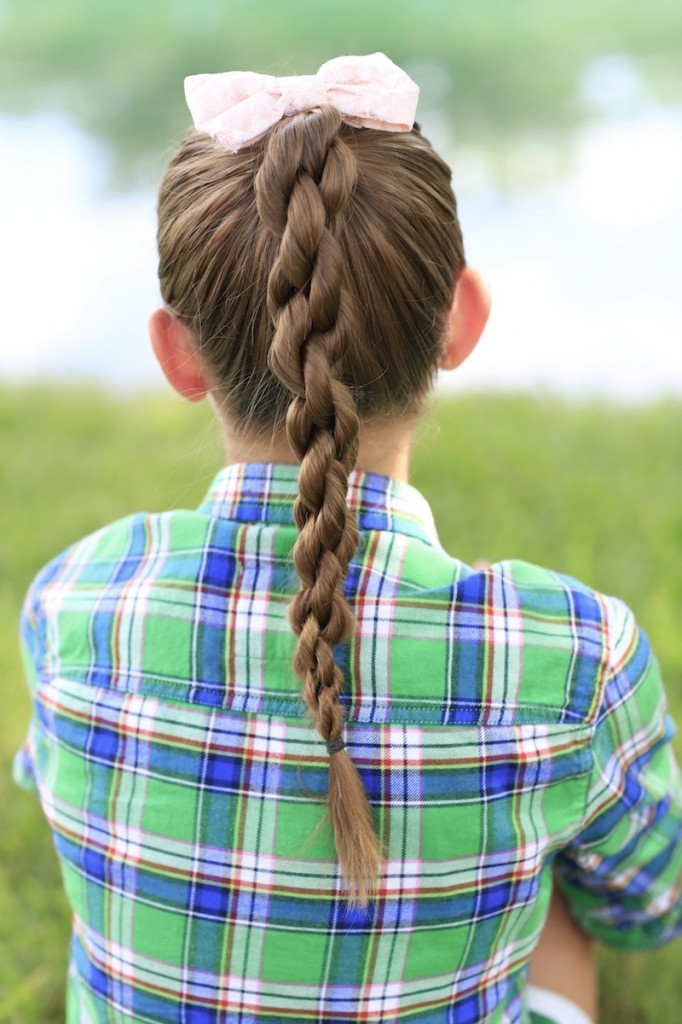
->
[157,104,465,904]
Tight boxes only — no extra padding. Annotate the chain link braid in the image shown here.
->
[254,105,380,905]
[157,105,465,905]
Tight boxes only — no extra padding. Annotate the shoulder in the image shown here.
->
[470,557,621,622]
[22,507,223,624]
[20,506,234,689]
[495,559,643,665]
[461,559,646,724]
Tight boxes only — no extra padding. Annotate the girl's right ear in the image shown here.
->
[148,308,210,402]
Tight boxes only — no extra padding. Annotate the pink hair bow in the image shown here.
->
[184,52,419,152]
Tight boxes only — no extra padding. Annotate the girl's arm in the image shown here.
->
[554,596,682,949]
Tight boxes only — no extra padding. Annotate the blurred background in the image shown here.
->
[0,0,681,395]
[1,2,681,1022]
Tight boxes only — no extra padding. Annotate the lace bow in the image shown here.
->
[184,52,419,152]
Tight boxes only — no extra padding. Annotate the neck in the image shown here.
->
[219,415,416,482]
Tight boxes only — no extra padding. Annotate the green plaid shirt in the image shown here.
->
[15,462,682,1023]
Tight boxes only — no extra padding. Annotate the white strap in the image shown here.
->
[527,984,595,1024]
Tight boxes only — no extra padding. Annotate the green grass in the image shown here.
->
[1,384,681,1022]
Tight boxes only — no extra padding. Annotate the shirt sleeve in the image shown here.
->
[554,595,682,950]
[12,573,45,793]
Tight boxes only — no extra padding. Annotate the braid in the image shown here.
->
[255,105,381,905]
[159,101,465,901]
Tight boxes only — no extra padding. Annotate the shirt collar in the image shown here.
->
[198,462,441,547]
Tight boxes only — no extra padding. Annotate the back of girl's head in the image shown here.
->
[156,100,465,905]
[157,107,464,429]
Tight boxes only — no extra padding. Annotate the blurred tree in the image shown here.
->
[1,0,680,183]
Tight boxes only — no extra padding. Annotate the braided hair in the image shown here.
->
[156,106,465,904]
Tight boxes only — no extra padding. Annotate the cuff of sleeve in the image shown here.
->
[555,873,682,951]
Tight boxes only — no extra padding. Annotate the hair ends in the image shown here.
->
[328,748,382,907]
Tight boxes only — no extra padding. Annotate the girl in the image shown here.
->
[15,53,682,1024]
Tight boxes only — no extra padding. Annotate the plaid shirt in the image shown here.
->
[15,462,682,1024]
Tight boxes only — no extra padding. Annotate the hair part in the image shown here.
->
[156,106,465,904]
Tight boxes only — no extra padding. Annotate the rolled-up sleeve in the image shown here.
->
[554,595,682,949]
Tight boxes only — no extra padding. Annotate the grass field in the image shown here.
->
[1,384,680,1022]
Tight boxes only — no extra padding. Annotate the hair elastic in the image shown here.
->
[326,737,346,756]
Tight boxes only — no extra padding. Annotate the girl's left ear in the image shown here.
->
[148,308,210,402]
[439,267,491,371]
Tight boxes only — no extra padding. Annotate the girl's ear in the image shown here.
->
[439,267,491,371]
[148,308,210,402]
